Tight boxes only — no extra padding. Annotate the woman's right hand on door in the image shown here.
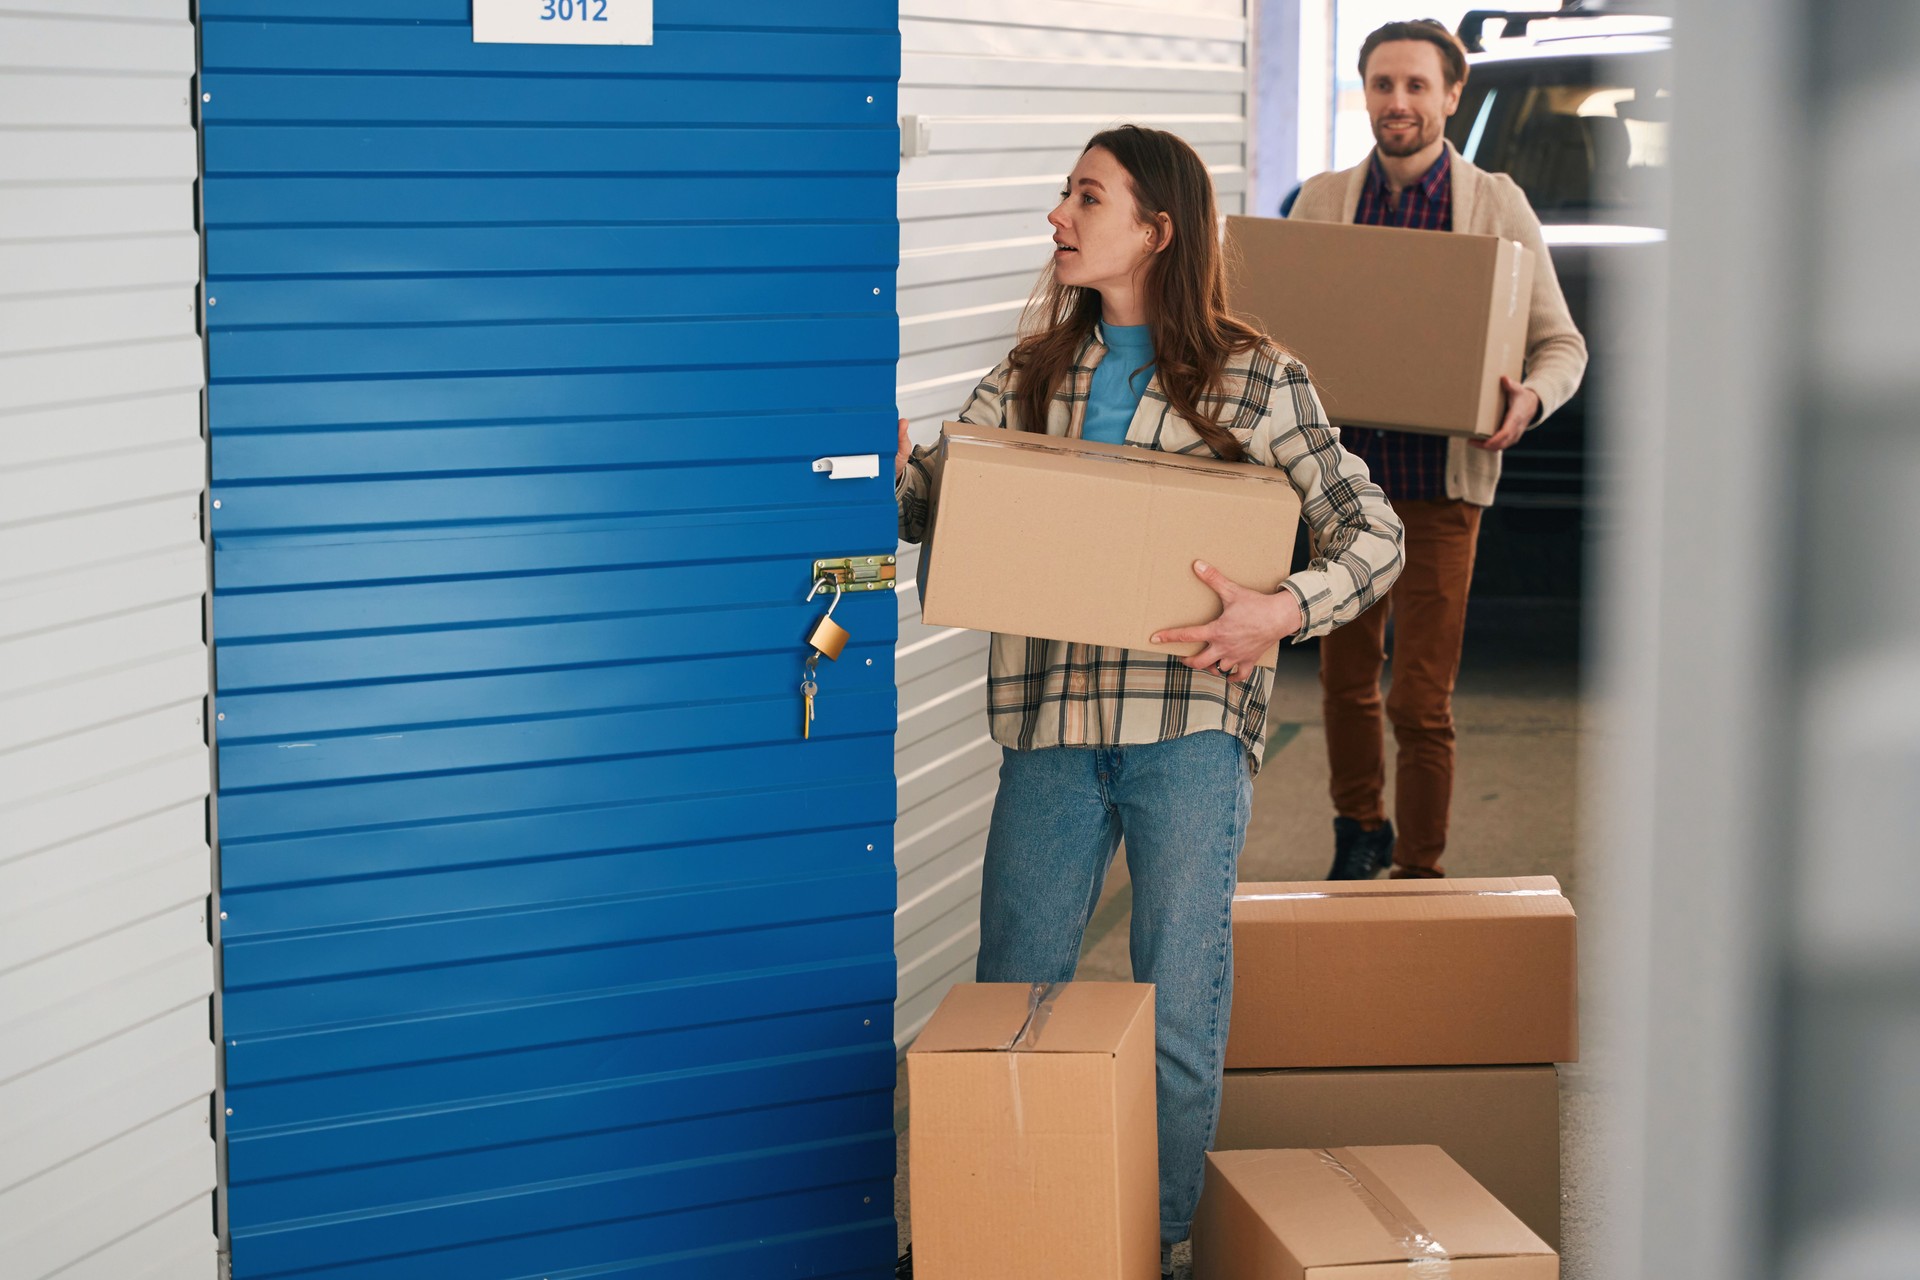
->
[895,417,912,481]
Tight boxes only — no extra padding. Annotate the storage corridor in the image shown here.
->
[891,604,1596,1277]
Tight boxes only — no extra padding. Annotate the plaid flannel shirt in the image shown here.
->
[896,330,1403,770]
[1346,147,1454,502]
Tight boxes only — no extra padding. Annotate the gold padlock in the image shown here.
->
[806,577,850,661]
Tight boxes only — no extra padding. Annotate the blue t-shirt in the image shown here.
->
[1081,323,1155,445]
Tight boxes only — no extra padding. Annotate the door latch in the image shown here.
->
[812,555,897,593]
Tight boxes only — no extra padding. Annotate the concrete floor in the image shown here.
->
[892,607,1603,1277]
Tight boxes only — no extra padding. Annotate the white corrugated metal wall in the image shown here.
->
[891,0,1251,1046]
[0,4,218,1277]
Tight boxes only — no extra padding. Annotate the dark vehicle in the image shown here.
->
[1448,3,1671,600]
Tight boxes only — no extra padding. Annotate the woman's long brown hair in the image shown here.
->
[1009,125,1267,462]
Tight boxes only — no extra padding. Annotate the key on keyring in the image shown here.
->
[802,652,820,741]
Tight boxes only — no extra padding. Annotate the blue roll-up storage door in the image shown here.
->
[200,4,901,1276]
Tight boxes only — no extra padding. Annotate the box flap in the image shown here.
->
[1209,1145,1554,1268]
[1233,877,1571,924]
[941,420,1293,486]
[909,982,1155,1057]
[1328,1146,1556,1262]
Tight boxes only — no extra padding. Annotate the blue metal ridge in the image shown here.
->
[206,119,901,132]
[213,684,891,747]
[202,19,898,38]
[198,68,895,84]
[209,599,891,647]
[230,1090,897,1207]
[202,166,901,179]
[231,1041,893,1137]
[226,862,892,947]
[219,831,890,910]
[210,356,898,387]
[218,903,898,994]
[209,552,871,595]
[208,260,891,275]
[507,1218,894,1280]
[224,979,896,1101]
[198,257,902,276]
[210,456,890,485]
[206,404,892,433]
[214,768,892,846]
[209,499,871,536]
[211,729,900,800]
[205,638,894,698]
[227,1136,894,1237]
[223,956,892,1052]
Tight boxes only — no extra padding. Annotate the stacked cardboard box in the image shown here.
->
[906,981,1160,1280]
[1194,1145,1558,1278]
[1218,878,1578,1248]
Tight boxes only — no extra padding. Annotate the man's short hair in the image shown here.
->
[1359,19,1470,88]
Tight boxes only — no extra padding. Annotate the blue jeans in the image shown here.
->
[974,730,1253,1246]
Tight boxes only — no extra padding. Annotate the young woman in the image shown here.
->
[893,126,1403,1275]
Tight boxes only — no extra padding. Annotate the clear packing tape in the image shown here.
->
[1000,982,1063,1142]
[1002,980,1062,1052]
[1315,1148,1453,1277]
[1234,887,1559,902]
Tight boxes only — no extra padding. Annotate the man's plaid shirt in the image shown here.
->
[897,329,1403,771]
[1344,146,1454,502]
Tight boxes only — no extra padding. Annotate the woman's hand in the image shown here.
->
[895,417,913,481]
[1150,560,1302,683]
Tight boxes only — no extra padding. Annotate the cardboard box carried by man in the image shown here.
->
[1225,215,1536,440]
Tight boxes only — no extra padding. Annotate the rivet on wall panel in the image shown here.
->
[217,712,225,721]
[873,287,881,295]
[212,499,221,509]
[203,92,211,102]
[208,298,217,307]
[867,95,874,103]
[226,1107,233,1116]
[219,911,228,920]
[866,844,874,851]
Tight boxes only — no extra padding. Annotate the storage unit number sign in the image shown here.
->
[473,0,654,45]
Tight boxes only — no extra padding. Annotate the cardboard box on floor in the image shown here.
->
[906,981,1160,1280]
[1216,1065,1562,1250]
[1194,1145,1558,1279]
[919,421,1301,666]
[1225,877,1578,1069]
[1225,215,1535,439]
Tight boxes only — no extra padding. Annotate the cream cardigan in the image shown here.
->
[1289,142,1589,507]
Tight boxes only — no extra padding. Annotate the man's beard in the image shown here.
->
[1373,117,1436,157]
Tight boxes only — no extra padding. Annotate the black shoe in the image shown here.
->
[1327,816,1394,879]
[895,1245,913,1278]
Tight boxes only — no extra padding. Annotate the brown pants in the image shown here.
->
[1319,498,1483,877]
